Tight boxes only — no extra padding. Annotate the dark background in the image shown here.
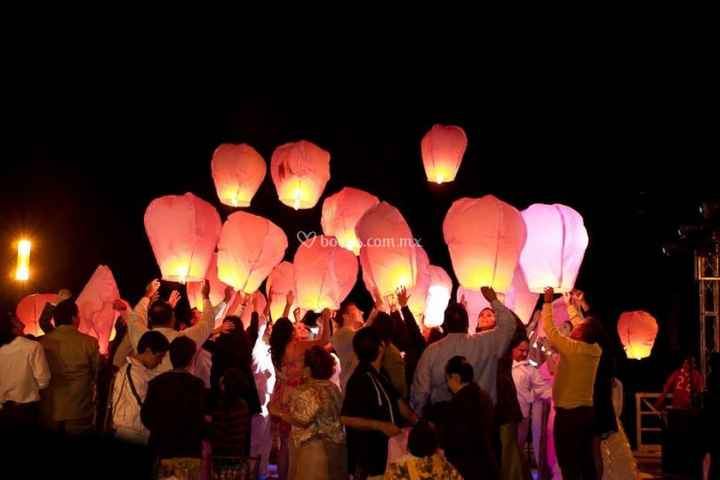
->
[2,80,717,447]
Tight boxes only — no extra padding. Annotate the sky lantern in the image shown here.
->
[211,143,266,208]
[407,245,431,318]
[16,293,60,337]
[424,265,452,328]
[457,287,491,333]
[505,266,540,324]
[321,187,380,255]
[443,195,526,293]
[270,140,331,210]
[15,239,31,281]
[265,261,298,320]
[519,203,589,294]
[217,211,288,294]
[76,265,120,355]
[186,253,229,312]
[356,201,418,297]
[294,236,358,313]
[421,124,467,184]
[617,311,658,360]
[144,193,222,283]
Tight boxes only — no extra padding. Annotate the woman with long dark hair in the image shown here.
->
[267,294,332,480]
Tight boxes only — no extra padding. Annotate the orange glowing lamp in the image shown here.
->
[16,239,31,281]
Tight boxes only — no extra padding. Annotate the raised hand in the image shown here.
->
[201,279,211,299]
[145,279,161,299]
[168,290,182,309]
[460,294,468,310]
[480,286,497,303]
[224,285,234,303]
[396,286,410,308]
[544,287,554,304]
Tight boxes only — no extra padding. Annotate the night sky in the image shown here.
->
[2,82,717,445]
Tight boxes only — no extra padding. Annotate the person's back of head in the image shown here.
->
[169,336,196,370]
[443,303,469,334]
[269,317,294,369]
[304,345,336,380]
[220,367,251,409]
[148,301,174,329]
[53,299,79,327]
[302,310,320,329]
[407,421,439,458]
[353,327,382,365]
[371,312,394,344]
[427,327,445,345]
[446,355,474,384]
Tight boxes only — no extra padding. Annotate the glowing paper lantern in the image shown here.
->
[294,236,358,313]
[270,140,331,210]
[15,239,31,281]
[217,211,288,294]
[187,253,230,312]
[144,193,222,283]
[617,311,658,360]
[16,293,61,337]
[265,261,298,320]
[321,187,380,255]
[211,143,267,207]
[421,124,467,184]
[356,202,418,297]
[424,266,452,327]
[505,267,539,324]
[407,246,431,318]
[443,195,526,292]
[76,265,120,355]
[519,203,589,294]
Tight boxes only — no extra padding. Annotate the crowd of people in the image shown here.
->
[2,275,719,480]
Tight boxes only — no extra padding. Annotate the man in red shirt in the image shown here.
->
[656,357,704,410]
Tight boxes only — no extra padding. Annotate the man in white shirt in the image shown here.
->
[330,301,365,392]
[118,279,215,376]
[110,330,169,444]
[0,314,51,429]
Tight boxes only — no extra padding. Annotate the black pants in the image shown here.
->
[554,406,597,480]
[0,401,39,431]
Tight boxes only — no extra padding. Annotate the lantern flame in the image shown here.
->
[16,240,31,281]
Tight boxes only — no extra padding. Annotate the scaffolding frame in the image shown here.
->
[695,237,720,380]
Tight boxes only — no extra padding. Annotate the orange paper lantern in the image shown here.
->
[421,124,467,184]
[519,203,589,294]
[321,187,380,255]
[211,143,267,207]
[617,311,658,360]
[443,195,526,292]
[186,253,230,312]
[265,261,299,321]
[144,193,222,283]
[270,140,331,210]
[294,236,358,313]
[356,202,418,296]
[217,212,288,294]
[76,265,121,355]
[16,293,60,337]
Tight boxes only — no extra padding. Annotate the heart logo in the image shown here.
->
[296,231,318,246]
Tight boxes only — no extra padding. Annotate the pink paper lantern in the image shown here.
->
[265,261,298,321]
[356,201,418,297]
[76,265,120,355]
[407,246,431,318]
[16,293,61,337]
[421,124,468,184]
[211,143,267,207]
[617,311,658,360]
[187,253,230,312]
[217,211,288,293]
[144,193,222,283]
[424,265,453,327]
[519,203,589,294]
[443,195,526,292]
[321,187,380,255]
[294,236,358,313]
[270,140,331,210]
[505,266,540,324]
